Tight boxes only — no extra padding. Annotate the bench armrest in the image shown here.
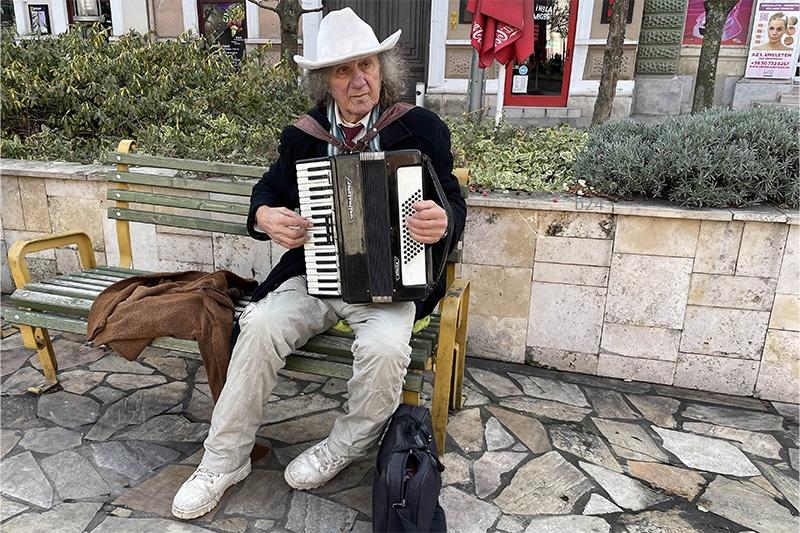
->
[437,277,470,365]
[8,231,96,290]
[430,277,471,451]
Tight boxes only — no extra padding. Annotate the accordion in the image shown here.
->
[296,149,449,304]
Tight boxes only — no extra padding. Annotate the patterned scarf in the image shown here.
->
[326,101,381,156]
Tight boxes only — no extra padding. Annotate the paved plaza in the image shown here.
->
[0,325,798,533]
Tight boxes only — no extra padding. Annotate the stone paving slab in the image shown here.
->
[0,328,798,533]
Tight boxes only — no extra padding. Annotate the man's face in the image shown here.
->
[328,56,382,123]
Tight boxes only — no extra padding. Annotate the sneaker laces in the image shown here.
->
[310,441,346,474]
[190,467,222,488]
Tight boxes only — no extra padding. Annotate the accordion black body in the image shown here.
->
[296,150,436,304]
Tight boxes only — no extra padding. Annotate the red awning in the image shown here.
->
[468,0,535,68]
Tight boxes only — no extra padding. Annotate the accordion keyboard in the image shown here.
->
[296,159,340,296]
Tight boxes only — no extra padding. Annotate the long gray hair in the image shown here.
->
[305,48,409,109]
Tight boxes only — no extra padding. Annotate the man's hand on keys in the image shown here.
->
[256,206,312,249]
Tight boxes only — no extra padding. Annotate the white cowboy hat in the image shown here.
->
[293,7,402,70]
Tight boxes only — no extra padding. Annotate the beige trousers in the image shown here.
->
[200,275,415,473]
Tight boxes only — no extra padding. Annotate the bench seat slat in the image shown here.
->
[324,327,434,352]
[106,152,268,179]
[83,267,139,279]
[95,265,151,275]
[55,274,115,287]
[108,208,249,236]
[46,278,116,292]
[71,271,124,283]
[300,334,429,370]
[3,306,424,391]
[10,290,92,316]
[16,285,248,316]
[24,283,103,301]
[284,354,422,392]
[108,189,250,216]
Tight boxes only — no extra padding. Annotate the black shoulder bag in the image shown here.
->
[372,404,447,532]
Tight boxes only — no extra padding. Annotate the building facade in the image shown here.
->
[8,0,798,126]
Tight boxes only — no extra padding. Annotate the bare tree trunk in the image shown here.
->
[247,0,323,78]
[591,0,631,126]
[691,0,738,113]
[276,0,302,77]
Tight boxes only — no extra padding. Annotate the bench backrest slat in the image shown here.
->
[108,140,467,268]
[107,207,249,236]
[108,189,250,216]
[106,170,253,196]
[108,152,268,178]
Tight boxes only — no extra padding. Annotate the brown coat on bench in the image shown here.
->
[87,270,257,400]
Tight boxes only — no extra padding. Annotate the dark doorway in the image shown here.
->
[324,0,430,103]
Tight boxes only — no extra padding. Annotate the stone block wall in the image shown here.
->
[1,160,797,402]
[461,196,799,403]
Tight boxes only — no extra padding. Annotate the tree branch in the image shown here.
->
[246,0,279,14]
[302,6,324,14]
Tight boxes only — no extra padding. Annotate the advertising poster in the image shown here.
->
[201,2,247,68]
[683,0,754,45]
[28,4,51,35]
[745,0,800,78]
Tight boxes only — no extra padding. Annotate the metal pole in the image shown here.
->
[467,49,485,115]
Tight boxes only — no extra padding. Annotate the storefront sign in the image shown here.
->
[28,4,51,34]
[745,1,800,78]
[683,0,753,45]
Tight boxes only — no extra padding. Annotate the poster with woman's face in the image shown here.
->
[745,1,800,78]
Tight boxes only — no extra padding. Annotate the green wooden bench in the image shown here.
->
[3,140,470,453]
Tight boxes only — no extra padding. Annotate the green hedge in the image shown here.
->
[575,107,800,208]
[447,117,588,192]
[0,26,310,165]
[2,27,797,209]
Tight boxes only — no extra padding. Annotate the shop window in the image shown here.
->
[28,4,52,34]
[459,0,473,24]
[67,0,112,29]
[1,0,14,28]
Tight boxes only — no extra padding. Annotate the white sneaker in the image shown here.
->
[171,461,251,520]
[284,439,353,490]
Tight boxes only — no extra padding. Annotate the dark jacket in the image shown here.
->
[245,104,467,319]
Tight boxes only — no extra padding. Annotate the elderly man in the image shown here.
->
[172,7,466,520]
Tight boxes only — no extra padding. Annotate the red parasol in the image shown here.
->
[468,0,535,68]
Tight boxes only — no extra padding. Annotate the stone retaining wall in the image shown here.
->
[1,160,797,402]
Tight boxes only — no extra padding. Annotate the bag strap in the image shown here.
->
[351,102,414,152]
[292,114,350,152]
[423,155,454,292]
[293,102,415,153]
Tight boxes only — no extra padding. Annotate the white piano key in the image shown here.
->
[305,244,337,252]
[298,193,331,201]
[296,161,331,171]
